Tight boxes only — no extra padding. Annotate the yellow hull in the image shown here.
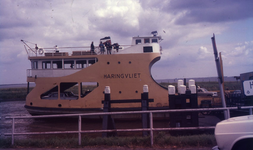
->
[25,53,168,115]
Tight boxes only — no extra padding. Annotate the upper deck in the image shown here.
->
[23,32,163,79]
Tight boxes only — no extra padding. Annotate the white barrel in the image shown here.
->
[189,85,196,94]
[177,80,183,87]
[178,85,186,94]
[104,86,111,94]
[177,80,183,92]
[168,85,175,95]
[143,85,148,93]
[188,79,195,87]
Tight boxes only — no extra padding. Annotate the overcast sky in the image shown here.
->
[0,0,252,84]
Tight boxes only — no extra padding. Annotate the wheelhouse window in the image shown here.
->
[135,39,141,44]
[143,46,153,53]
[64,60,74,69]
[144,38,150,43]
[31,61,38,69]
[52,60,62,69]
[42,61,51,69]
[152,39,158,43]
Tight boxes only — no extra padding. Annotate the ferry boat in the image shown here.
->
[23,31,168,115]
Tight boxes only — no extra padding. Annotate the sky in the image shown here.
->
[0,0,252,84]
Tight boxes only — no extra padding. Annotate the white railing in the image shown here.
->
[1,106,253,146]
[26,69,80,78]
[26,45,132,57]
[26,46,91,57]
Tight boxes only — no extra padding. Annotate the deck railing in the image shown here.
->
[1,106,253,146]
[26,45,132,57]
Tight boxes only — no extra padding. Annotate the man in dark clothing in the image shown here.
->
[90,41,95,55]
[113,43,119,52]
[105,41,112,54]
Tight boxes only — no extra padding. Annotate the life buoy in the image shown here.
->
[38,48,44,55]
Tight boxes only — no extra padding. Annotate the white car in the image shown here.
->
[213,115,253,150]
[197,88,218,97]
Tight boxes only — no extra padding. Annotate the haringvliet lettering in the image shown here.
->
[104,73,141,79]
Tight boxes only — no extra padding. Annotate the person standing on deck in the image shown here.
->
[105,41,112,54]
[107,42,112,54]
[113,43,119,52]
[99,41,104,54]
[90,41,95,55]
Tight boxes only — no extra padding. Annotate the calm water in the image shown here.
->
[0,101,32,138]
[0,101,152,139]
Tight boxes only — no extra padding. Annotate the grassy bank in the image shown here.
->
[0,133,216,148]
[0,85,98,102]
[0,87,34,101]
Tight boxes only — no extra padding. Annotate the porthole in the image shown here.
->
[118,61,121,64]
[58,104,62,107]
[30,102,33,106]
[119,91,122,94]
[129,61,131,64]
[107,62,110,65]
[135,91,138,93]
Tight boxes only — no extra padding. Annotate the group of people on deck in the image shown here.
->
[90,41,119,55]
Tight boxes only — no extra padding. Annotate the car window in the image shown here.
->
[202,88,208,92]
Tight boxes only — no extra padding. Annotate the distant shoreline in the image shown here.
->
[156,76,238,83]
[0,83,36,89]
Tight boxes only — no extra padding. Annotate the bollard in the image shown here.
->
[142,85,149,136]
[177,80,183,93]
[103,86,111,112]
[189,85,196,94]
[102,86,116,137]
[188,79,195,87]
[168,85,175,95]
[178,85,186,94]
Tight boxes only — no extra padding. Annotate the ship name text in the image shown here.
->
[104,73,141,79]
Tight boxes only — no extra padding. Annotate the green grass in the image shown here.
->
[0,85,97,101]
[0,87,33,101]
[0,133,216,148]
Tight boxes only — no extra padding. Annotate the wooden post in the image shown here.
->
[27,82,30,95]
[142,85,149,136]
[102,86,116,137]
